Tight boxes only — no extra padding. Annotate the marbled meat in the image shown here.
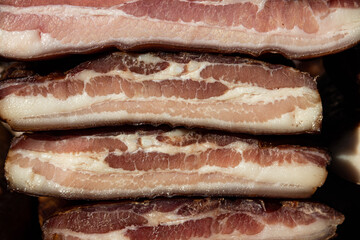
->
[5,127,329,199]
[0,0,359,59]
[0,52,322,134]
[41,197,345,240]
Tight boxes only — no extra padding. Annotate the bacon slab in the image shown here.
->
[0,0,359,60]
[5,127,329,199]
[40,197,344,240]
[0,52,322,134]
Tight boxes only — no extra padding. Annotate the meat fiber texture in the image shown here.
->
[0,1,349,238]
[0,0,359,59]
[40,197,345,240]
[5,127,330,199]
[0,52,322,134]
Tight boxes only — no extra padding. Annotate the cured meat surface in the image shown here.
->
[5,127,329,199]
[0,0,359,59]
[41,197,344,240]
[0,52,322,134]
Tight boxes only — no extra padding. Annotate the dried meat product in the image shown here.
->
[331,123,360,184]
[1,0,360,60]
[5,127,329,199]
[0,52,322,134]
[1,0,360,59]
[40,197,345,240]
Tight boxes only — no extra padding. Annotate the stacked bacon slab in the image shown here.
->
[0,0,360,59]
[0,52,323,133]
[1,0,359,239]
[6,128,330,199]
[38,197,344,240]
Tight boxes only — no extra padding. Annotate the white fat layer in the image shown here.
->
[1,99,321,134]
[0,6,359,59]
[0,30,65,58]
[6,163,319,199]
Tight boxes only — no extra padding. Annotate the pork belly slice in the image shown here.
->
[331,123,360,184]
[1,0,360,59]
[0,52,322,134]
[40,197,344,240]
[5,127,329,199]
